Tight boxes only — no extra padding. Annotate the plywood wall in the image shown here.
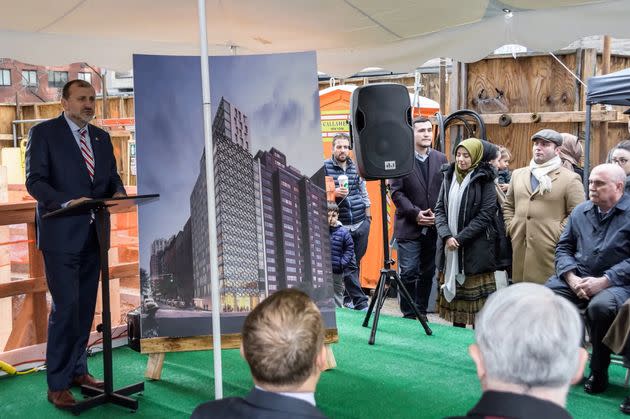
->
[465,52,630,170]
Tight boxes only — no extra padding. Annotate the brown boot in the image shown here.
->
[72,373,104,389]
[47,389,76,409]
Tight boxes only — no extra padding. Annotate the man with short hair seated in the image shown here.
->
[446,283,587,419]
[191,289,328,418]
[546,163,630,394]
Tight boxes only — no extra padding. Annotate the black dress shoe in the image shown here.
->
[620,396,630,414]
[584,373,608,394]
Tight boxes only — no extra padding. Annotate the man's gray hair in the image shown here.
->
[475,283,583,388]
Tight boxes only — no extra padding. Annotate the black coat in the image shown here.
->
[435,162,498,276]
[389,150,448,240]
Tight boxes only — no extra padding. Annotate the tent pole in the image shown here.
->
[197,0,223,399]
[584,103,592,195]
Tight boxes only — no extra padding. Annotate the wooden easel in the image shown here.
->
[143,329,339,380]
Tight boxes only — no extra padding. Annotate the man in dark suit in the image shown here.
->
[389,117,447,320]
[191,289,328,419]
[446,283,587,419]
[25,79,126,409]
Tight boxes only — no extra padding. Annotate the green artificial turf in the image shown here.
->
[1,308,628,418]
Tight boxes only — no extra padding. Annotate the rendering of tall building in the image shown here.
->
[190,97,261,312]
[299,177,332,289]
[187,97,331,312]
[255,148,331,294]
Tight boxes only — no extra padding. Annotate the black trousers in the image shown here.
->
[43,224,100,391]
[397,228,437,316]
[547,275,629,374]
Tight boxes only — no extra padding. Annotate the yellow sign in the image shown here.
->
[321,119,349,132]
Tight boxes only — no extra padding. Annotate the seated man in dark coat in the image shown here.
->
[191,289,328,419]
[546,163,630,394]
[446,283,586,419]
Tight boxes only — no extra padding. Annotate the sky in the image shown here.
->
[134,52,322,271]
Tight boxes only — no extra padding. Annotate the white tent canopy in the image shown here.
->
[2,0,630,75]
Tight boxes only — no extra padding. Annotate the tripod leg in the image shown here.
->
[393,272,432,335]
[363,275,384,327]
[368,271,389,345]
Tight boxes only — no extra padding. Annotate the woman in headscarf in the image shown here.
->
[559,133,584,182]
[435,138,498,327]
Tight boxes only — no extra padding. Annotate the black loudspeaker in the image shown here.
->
[350,83,414,179]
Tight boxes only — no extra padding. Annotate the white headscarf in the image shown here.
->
[529,155,562,195]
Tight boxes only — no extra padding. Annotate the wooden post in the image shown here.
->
[323,344,337,371]
[145,352,166,380]
[439,58,447,114]
[599,35,612,163]
[27,222,47,343]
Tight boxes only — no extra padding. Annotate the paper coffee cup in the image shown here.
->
[338,175,348,189]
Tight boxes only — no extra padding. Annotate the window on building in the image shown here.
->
[21,70,38,87]
[0,69,10,86]
[48,71,68,88]
[77,72,92,84]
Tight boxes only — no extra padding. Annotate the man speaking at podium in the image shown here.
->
[25,79,126,409]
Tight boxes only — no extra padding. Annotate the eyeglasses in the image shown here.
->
[612,158,629,165]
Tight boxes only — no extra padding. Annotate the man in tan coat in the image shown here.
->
[504,129,584,284]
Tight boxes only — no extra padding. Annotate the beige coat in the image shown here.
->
[503,166,585,284]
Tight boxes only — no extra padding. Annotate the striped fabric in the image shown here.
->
[79,127,94,181]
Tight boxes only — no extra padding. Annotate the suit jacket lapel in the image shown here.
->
[525,168,534,195]
[426,152,436,190]
[58,115,92,181]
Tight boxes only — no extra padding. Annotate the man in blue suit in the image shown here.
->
[25,79,126,409]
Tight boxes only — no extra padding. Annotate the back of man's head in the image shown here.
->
[474,283,583,390]
[241,288,325,389]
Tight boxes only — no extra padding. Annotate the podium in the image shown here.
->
[43,194,158,415]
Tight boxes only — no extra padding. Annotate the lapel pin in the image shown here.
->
[95,136,100,142]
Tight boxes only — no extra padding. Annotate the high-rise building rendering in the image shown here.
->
[191,97,261,312]
[255,148,331,293]
[177,97,331,313]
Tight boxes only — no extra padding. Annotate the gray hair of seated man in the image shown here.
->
[474,283,583,388]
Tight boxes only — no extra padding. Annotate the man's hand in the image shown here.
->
[499,183,509,193]
[417,209,435,226]
[565,271,588,299]
[445,237,459,251]
[335,187,349,199]
[113,191,127,198]
[580,276,610,298]
[68,197,91,206]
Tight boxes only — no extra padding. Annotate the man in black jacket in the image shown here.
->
[389,117,447,319]
[446,283,587,419]
[191,289,328,419]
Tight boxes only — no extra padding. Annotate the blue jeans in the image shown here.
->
[397,228,437,317]
[341,256,369,310]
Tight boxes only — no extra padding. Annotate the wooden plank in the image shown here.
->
[5,294,34,351]
[145,352,165,380]
[429,110,617,126]
[140,328,339,354]
[468,54,577,113]
[110,262,139,279]
[0,277,47,298]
